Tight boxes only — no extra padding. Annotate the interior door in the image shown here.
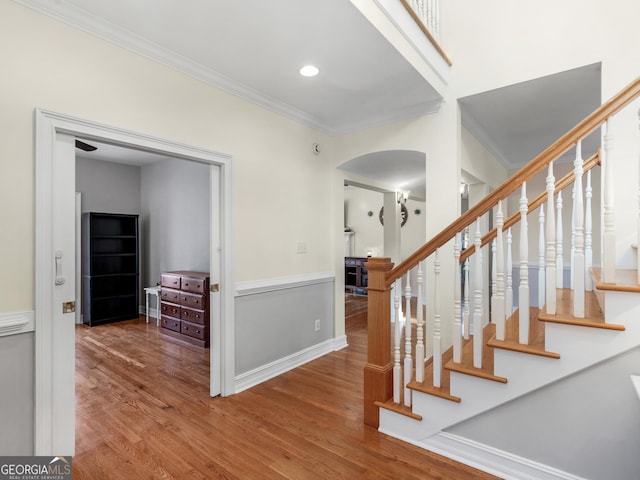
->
[210,164,222,397]
[52,133,77,454]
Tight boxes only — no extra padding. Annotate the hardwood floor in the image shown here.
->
[74,310,499,479]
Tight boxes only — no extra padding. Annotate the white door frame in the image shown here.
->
[34,108,236,455]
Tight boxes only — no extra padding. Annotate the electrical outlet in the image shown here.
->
[314,319,320,332]
[296,242,308,254]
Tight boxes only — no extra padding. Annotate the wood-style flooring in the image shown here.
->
[74,300,498,479]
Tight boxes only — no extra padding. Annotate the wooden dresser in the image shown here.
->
[160,271,210,347]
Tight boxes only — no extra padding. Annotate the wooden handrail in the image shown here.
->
[386,76,640,287]
[399,0,453,66]
[459,151,601,263]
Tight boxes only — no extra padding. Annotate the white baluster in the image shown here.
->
[453,235,462,364]
[506,228,513,316]
[473,218,483,368]
[433,249,442,388]
[415,261,425,382]
[463,227,471,341]
[603,121,616,283]
[637,108,640,285]
[585,170,593,291]
[546,162,557,314]
[570,184,575,289]
[519,183,530,344]
[495,201,506,340]
[393,279,402,404]
[404,273,413,406]
[573,141,585,317]
[490,239,497,328]
[556,191,564,288]
[434,0,440,38]
[538,205,546,309]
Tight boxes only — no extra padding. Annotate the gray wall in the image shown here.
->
[447,347,640,480]
[235,280,335,375]
[0,333,34,454]
[140,158,210,288]
[76,157,142,215]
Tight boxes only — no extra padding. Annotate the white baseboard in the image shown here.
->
[0,311,35,338]
[333,334,348,351]
[234,338,335,393]
[378,430,587,480]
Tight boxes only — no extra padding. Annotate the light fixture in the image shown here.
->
[299,65,319,77]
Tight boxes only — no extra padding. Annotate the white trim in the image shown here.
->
[333,335,349,351]
[631,375,640,402]
[372,0,450,85]
[234,338,335,393]
[236,272,335,297]
[378,430,588,480]
[34,108,236,455]
[0,311,35,338]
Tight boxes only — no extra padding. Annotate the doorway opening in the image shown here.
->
[34,109,235,455]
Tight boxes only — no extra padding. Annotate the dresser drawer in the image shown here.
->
[161,273,181,289]
[180,291,206,309]
[181,275,207,294]
[161,315,181,332]
[160,301,180,318]
[161,288,181,303]
[181,319,207,340]
[180,306,206,325]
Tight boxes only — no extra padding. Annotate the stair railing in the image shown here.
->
[364,76,640,428]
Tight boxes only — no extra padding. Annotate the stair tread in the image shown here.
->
[592,267,640,293]
[539,288,625,331]
[375,399,422,420]
[488,307,560,359]
[444,323,508,383]
[407,345,461,403]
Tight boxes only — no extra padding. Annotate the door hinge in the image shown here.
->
[62,301,75,313]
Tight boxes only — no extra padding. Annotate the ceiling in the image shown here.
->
[19,0,442,134]
[460,63,602,171]
[23,0,602,192]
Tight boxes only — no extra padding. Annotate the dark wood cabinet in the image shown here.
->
[82,212,139,326]
[345,257,368,295]
[160,271,210,347]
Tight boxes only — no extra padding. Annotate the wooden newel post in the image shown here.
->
[364,257,394,428]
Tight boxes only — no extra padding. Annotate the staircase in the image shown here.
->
[363,76,640,478]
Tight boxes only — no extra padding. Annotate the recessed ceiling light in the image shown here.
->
[299,65,319,77]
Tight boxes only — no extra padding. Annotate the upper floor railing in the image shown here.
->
[400,0,452,66]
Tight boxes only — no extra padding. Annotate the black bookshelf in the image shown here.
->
[82,212,139,326]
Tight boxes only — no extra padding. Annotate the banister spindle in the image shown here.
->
[490,239,497,327]
[585,170,593,291]
[433,249,442,388]
[546,162,557,313]
[473,218,483,368]
[603,120,616,283]
[393,279,402,404]
[453,235,462,363]
[463,227,471,341]
[538,205,546,309]
[519,182,530,344]
[404,273,413,406]
[637,108,640,285]
[415,261,425,382]
[506,228,513,316]
[570,184,575,289]
[573,141,585,317]
[495,201,506,340]
[556,191,564,288]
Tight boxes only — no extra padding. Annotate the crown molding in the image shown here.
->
[15,0,443,135]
